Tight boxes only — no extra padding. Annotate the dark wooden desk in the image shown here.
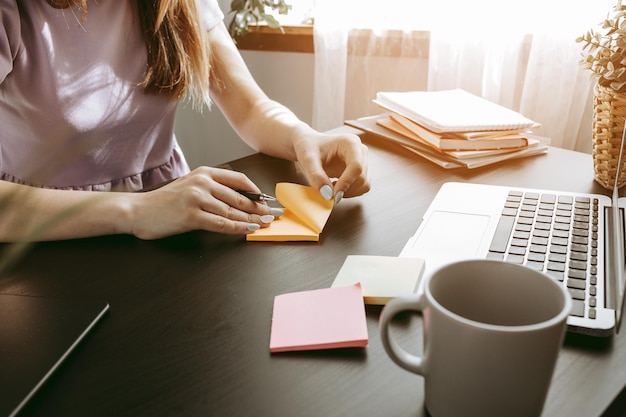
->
[2,131,625,417]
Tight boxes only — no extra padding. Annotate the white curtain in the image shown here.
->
[312,0,616,153]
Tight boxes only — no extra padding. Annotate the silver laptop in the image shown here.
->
[400,136,626,338]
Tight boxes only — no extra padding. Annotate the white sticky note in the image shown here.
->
[331,255,425,305]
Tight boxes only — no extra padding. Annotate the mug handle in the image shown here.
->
[379,294,425,375]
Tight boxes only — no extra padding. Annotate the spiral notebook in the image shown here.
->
[374,89,538,133]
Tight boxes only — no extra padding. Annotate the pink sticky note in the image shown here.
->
[269,283,369,353]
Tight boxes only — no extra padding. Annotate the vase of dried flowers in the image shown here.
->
[577,0,626,189]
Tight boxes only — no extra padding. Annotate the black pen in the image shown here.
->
[236,189,277,202]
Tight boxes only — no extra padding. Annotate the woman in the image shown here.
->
[0,0,370,241]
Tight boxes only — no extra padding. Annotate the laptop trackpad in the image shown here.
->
[412,211,491,257]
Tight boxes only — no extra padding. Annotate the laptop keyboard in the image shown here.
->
[486,190,599,320]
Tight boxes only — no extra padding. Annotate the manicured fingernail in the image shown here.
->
[247,223,260,231]
[334,191,344,205]
[320,184,333,200]
[270,208,284,216]
[260,215,275,224]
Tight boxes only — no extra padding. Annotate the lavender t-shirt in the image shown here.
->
[0,0,223,191]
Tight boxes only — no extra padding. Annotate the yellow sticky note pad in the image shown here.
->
[246,208,320,241]
[331,255,425,305]
[246,183,334,242]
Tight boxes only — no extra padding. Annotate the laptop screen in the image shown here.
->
[613,124,626,333]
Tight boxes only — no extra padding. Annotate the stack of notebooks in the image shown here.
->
[345,89,549,169]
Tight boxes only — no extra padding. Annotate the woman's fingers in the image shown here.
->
[130,167,281,239]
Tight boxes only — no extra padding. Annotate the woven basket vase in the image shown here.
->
[593,84,626,189]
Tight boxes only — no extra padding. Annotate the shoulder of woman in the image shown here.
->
[195,0,225,31]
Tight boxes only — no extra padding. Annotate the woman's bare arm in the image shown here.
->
[0,166,279,242]
[206,22,370,200]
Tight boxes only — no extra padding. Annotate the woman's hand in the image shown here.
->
[128,167,281,240]
[204,23,370,204]
[292,130,370,204]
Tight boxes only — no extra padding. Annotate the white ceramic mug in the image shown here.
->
[379,259,572,417]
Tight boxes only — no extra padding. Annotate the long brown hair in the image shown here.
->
[47,0,212,108]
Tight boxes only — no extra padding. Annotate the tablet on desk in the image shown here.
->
[0,294,109,417]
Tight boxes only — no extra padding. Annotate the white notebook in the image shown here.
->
[374,89,538,133]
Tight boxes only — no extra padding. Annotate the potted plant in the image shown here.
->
[228,0,292,38]
[577,0,626,189]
